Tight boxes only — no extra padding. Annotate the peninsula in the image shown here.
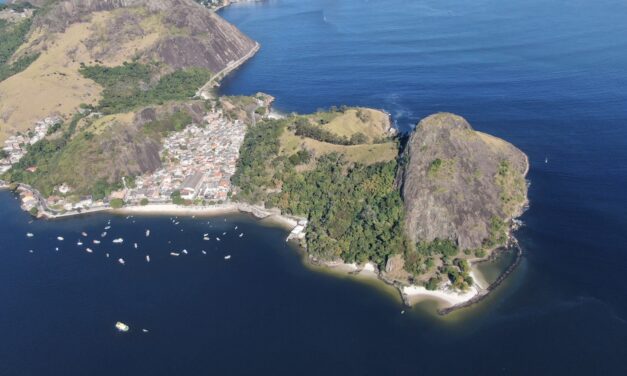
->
[0,0,528,313]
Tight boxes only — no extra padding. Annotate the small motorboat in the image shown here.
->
[182,249,188,255]
[224,255,231,260]
[115,321,129,332]
[146,255,150,262]
[77,241,83,246]
[146,230,150,237]
[93,240,101,244]
[26,233,34,238]
[134,243,138,249]
[170,252,180,257]
[118,258,125,265]
[239,233,244,238]
[85,248,93,253]
[113,238,124,244]
[81,232,88,237]
[57,236,64,241]
[201,250,207,255]
[101,232,107,237]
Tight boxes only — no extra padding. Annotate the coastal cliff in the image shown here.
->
[401,113,528,251]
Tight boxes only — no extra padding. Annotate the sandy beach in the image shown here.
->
[115,203,300,231]
[402,270,487,307]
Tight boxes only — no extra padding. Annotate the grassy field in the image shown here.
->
[280,130,397,165]
[306,108,391,142]
[278,107,397,165]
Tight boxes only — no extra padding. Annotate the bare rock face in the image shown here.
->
[19,0,257,74]
[401,113,528,251]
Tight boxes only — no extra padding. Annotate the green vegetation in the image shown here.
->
[428,158,442,175]
[0,3,35,13]
[495,159,527,217]
[29,207,38,216]
[143,110,193,139]
[445,258,473,290]
[404,238,458,275]
[483,215,508,249]
[80,62,211,113]
[293,118,367,145]
[232,118,408,268]
[140,198,149,206]
[171,190,187,206]
[110,198,125,209]
[2,113,125,198]
[0,17,38,82]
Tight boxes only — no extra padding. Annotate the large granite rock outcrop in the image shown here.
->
[401,113,528,250]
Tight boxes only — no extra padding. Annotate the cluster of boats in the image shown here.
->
[24,216,244,266]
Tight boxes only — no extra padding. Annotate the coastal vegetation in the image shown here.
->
[80,63,212,114]
[233,113,409,269]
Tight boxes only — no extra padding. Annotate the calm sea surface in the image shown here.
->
[2,0,627,374]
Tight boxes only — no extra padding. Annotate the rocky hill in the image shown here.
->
[0,0,257,141]
[401,113,528,252]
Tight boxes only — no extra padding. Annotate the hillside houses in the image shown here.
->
[126,110,246,204]
[0,117,61,174]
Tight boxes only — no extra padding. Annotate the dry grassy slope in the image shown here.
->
[279,108,398,166]
[0,0,257,142]
[401,113,528,251]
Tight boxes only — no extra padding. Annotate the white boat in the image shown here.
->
[57,236,64,241]
[55,247,59,251]
[118,258,125,265]
[146,255,150,262]
[26,233,34,238]
[203,233,209,237]
[81,232,88,237]
[86,248,93,253]
[224,255,231,260]
[216,237,221,242]
[29,250,33,253]
[105,226,111,230]
[115,321,129,332]
[77,241,83,246]
[146,230,150,237]
[222,232,227,236]
[201,250,207,255]
[106,253,110,258]
[234,226,238,230]
[170,252,180,257]
[239,233,244,238]
[142,329,149,333]
[93,240,101,244]
[203,237,210,241]
[182,249,188,255]
[134,243,138,249]
[101,232,107,237]
[113,238,124,244]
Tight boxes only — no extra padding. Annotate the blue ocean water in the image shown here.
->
[2,0,627,374]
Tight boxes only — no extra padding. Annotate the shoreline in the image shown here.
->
[2,183,522,315]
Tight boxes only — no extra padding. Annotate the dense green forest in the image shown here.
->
[0,17,38,82]
[232,118,409,268]
[80,62,212,113]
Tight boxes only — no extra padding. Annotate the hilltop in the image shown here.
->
[0,0,257,142]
